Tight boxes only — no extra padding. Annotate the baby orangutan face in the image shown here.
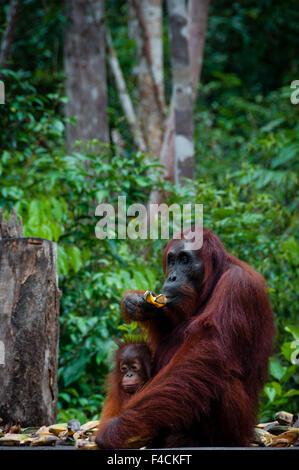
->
[119,344,151,394]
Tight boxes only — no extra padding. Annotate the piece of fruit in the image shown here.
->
[143,291,167,308]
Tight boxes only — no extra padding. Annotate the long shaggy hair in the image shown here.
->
[96,228,275,448]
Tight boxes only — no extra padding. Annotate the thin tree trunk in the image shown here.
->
[132,0,166,120]
[133,0,165,157]
[0,0,21,69]
[188,0,210,98]
[157,0,210,190]
[107,30,146,153]
[148,101,175,209]
[0,212,60,427]
[111,129,125,156]
[167,0,194,185]
[64,0,108,153]
[159,99,175,182]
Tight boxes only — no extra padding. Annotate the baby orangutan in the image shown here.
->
[100,340,152,421]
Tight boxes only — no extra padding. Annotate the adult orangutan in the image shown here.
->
[96,227,275,448]
[101,340,152,420]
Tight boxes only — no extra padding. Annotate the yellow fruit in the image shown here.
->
[143,291,167,308]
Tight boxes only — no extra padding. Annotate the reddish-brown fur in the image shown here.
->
[96,228,275,448]
[101,341,152,421]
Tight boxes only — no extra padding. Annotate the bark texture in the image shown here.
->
[167,0,194,184]
[0,208,22,238]
[133,0,165,157]
[64,0,108,152]
[0,237,60,426]
[0,0,22,69]
[107,30,146,153]
[188,0,210,96]
[157,0,210,189]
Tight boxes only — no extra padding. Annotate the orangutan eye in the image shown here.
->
[168,254,175,266]
[179,253,189,265]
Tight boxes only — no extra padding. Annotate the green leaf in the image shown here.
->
[84,289,92,300]
[281,341,297,362]
[281,365,297,383]
[63,354,91,387]
[68,246,83,273]
[260,118,285,133]
[59,393,71,403]
[77,318,87,335]
[281,239,299,266]
[96,349,107,366]
[133,270,147,290]
[283,389,299,398]
[57,246,69,276]
[271,142,299,169]
[264,386,276,403]
[145,268,157,290]
[269,358,286,381]
[28,200,41,220]
[285,325,299,341]
[35,224,53,240]
[264,382,282,402]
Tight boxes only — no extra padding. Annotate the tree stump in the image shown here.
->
[0,210,60,426]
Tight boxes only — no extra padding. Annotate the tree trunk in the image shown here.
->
[0,0,22,69]
[64,0,108,153]
[167,0,194,185]
[188,0,210,97]
[107,30,146,153]
[157,0,210,190]
[0,237,60,426]
[134,0,165,157]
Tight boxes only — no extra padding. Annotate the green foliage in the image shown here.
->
[205,0,299,93]
[195,81,299,211]
[260,327,299,420]
[0,0,298,424]
[0,69,163,421]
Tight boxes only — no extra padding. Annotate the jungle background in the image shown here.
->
[0,0,298,424]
